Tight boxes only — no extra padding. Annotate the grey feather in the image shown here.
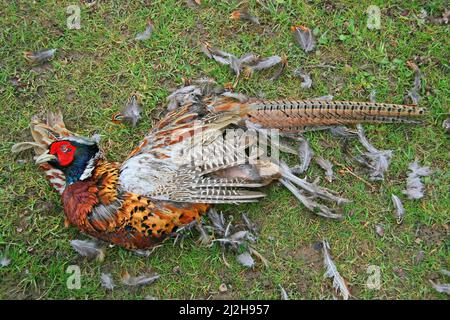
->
[391,194,405,224]
[322,240,350,300]
[100,273,115,290]
[279,285,289,300]
[236,251,255,268]
[292,26,316,52]
[24,48,56,64]
[430,281,450,295]
[402,161,432,200]
[135,21,153,41]
[315,156,334,182]
[294,69,312,89]
[121,272,160,286]
[355,124,392,181]
[119,95,142,126]
[70,240,105,261]
[0,256,11,267]
[296,137,314,174]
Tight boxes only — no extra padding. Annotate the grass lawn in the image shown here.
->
[0,0,448,299]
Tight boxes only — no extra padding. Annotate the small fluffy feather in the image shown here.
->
[135,21,153,41]
[236,251,255,268]
[292,25,316,52]
[100,273,115,290]
[70,240,105,261]
[402,161,432,199]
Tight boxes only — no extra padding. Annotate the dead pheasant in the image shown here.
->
[12,94,425,249]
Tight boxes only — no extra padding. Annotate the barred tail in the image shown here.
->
[245,99,426,131]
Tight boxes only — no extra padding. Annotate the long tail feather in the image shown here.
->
[245,99,426,129]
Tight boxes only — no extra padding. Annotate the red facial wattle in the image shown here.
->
[49,141,77,166]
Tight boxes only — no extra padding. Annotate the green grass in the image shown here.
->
[0,0,449,299]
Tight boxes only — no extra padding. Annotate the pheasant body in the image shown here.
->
[13,94,426,249]
[62,160,209,249]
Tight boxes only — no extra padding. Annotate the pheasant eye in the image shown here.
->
[49,141,77,166]
[60,145,72,153]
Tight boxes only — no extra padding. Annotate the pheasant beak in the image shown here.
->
[34,150,57,164]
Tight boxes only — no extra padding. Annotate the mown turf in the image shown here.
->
[0,0,448,299]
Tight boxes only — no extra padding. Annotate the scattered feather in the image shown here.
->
[23,48,56,65]
[315,156,334,182]
[428,8,449,24]
[201,42,234,65]
[291,25,316,52]
[248,246,269,268]
[244,55,282,77]
[236,251,255,268]
[280,178,343,219]
[70,240,105,261]
[313,95,333,101]
[230,9,260,25]
[440,269,450,277]
[355,124,392,181]
[221,91,249,103]
[132,249,154,257]
[279,285,289,300]
[430,280,450,295]
[237,52,259,66]
[219,283,228,293]
[402,161,432,200]
[207,208,227,236]
[242,213,258,237]
[134,20,154,41]
[100,273,115,290]
[391,194,405,224]
[121,271,159,286]
[112,94,142,127]
[322,240,350,300]
[293,68,312,89]
[195,220,211,245]
[296,137,314,173]
[443,118,450,134]
[0,256,11,267]
[404,61,421,105]
[269,54,287,81]
[329,126,358,139]
[375,225,385,237]
[369,89,377,103]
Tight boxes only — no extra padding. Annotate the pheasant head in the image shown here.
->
[12,110,101,192]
